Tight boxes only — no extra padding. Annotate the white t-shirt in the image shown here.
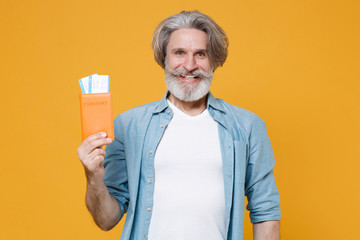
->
[148,100,226,240]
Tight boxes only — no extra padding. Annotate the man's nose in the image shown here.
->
[183,55,197,72]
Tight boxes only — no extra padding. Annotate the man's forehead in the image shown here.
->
[167,28,208,50]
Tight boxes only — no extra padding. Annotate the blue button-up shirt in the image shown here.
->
[104,92,281,240]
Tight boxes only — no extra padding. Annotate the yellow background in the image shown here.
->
[1,0,359,239]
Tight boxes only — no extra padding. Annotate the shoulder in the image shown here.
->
[218,98,265,128]
[213,97,268,142]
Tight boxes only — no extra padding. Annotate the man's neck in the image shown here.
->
[167,93,207,116]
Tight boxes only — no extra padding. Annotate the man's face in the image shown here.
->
[165,28,213,102]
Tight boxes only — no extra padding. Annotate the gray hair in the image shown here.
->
[151,10,229,70]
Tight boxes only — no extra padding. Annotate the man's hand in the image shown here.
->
[77,132,121,231]
[253,221,280,240]
[77,132,112,183]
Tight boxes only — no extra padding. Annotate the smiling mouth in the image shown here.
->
[180,75,199,80]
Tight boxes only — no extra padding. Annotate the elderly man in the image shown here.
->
[77,10,280,240]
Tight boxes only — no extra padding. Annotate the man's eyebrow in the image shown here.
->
[195,49,208,53]
[170,48,185,53]
[170,48,208,53]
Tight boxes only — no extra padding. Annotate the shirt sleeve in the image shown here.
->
[103,117,130,219]
[245,116,281,223]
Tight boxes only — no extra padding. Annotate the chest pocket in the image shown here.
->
[233,140,247,184]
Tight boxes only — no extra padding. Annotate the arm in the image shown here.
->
[77,132,121,231]
[253,221,280,240]
[246,117,281,225]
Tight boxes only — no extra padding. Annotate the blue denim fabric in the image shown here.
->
[104,92,281,240]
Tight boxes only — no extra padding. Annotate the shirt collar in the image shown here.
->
[152,91,226,114]
[207,92,226,113]
[153,91,170,114]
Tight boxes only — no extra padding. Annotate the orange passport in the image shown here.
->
[79,93,114,140]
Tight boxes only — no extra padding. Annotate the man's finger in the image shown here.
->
[88,148,106,161]
[85,137,112,154]
[77,132,112,158]
[78,132,106,154]
[85,132,108,143]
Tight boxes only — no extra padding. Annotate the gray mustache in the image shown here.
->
[170,69,213,79]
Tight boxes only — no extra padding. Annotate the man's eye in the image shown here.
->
[196,52,206,57]
[175,51,184,55]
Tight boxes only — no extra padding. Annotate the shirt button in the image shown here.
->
[160,124,164,128]
[144,234,148,239]
[167,109,171,114]
[148,179,152,184]
[149,150,153,154]
[147,207,151,212]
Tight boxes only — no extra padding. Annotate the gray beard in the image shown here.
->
[164,67,213,102]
